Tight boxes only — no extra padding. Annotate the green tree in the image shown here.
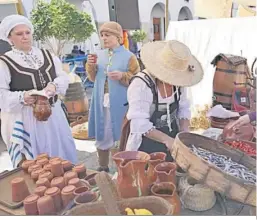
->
[131,30,147,43]
[31,0,95,56]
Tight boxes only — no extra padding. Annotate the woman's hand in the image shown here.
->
[163,137,175,151]
[87,54,97,65]
[24,91,36,105]
[228,114,251,129]
[44,83,56,97]
[107,71,123,80]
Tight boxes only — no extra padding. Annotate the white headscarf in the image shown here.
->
[0,15,34,44]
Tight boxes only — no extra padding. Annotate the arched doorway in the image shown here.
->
[178,6,193,21]
[150,3,167,41]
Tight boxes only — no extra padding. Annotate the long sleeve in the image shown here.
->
[177,87,191,120]
[0,60,23,113]
[119,55,140,86]
[248,111,256,122]
[85,63,97,82]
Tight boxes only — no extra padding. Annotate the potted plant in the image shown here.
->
[31,0,95,57]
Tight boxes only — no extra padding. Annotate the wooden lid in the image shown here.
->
[24,194,39,204]
[51,177,64,185]
[62,185,76,194]
[11,177,24,184]
[45,187,60,196]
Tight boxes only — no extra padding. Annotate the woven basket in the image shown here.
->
[65,172,173,215]
[171,132,256,207]
[178,176,216,211]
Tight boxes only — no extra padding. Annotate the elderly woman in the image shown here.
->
[0,15,77,167]
[120,40,204,161]
[86,21,140,172]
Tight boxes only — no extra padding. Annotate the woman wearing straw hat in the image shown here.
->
[120,40,204,161]
[86,21,140,172]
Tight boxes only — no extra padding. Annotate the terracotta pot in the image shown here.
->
[31,169,45,181]
[155,162,177,185]
[112,151,154,198]
[149,152,167,182]
[34,186,47,197]
[22,160,36,173]
[49,157,62,164]
[74,191,98,205]
[68,178,90,188]
[51,177,66,190]
[84,173,97,187]
[151,182,180,215]
[62,160,73,172]
[36,158,49,167]
[43,163,52,172]
[61,185,76,207]
[51,160,64,177]
[36,178,51,188]
[24,194,40,215]
[72,164,87,179]
[33,96,52,121]
[73,186,89,197]
[11,177,30,202]
[38,171,54,182]
[37,195,56,215]
[36,153,49,160]
[45,187,63,212]
[28,164,42,174]
[64,171,78,185]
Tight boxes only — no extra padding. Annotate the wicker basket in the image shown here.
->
[171,132,256,207]
[65,172,173,215]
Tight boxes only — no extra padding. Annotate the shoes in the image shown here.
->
[97,166,110,173]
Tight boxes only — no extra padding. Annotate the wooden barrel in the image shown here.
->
[63,82,89,124]
[212,58,250,110]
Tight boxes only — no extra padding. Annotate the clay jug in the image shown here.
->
[151,182,181,215]
[33,96,52,121]
[148,152,167,183]
[155,162,177,185]
[112,151,154,198]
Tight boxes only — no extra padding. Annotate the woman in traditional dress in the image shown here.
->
[86,21,140,172]
[120,40,204,161]
[0,15,77,167]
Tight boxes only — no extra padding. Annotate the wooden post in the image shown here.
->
[165,0,169,36]
[15,0,24,15]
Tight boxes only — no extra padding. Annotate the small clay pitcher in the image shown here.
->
[151,182,181,215]
[36,158,49,167]
[11,177,30,202]
[43,163,52,172]
[36,178,51,188]
[36,153,49,160]
[22,160,36,173]
[62,160,73,172]
[33,95,52,121]
[45,187,63,212]
[28,164,42,174]
[51,160,64,177]
[74,191,98,205]
[24,194,40,215]
[39,171,54,181]
[34,186,47,197]
[31,168,45,181]
[61,185,76,207]
[149,152,167,182]
[84,173,97,187]
[72,164,87,179]
[68,178,90,188]
[37,195,56,215]
[64,171,78,185]
[155,162,177,185]
[51,177,66,190]
[73,186,89,197]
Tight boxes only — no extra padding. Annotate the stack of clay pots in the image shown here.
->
[11,153,97,215]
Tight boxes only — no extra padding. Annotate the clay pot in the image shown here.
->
[31,169,45,181]
[24,194,40,215]
[68,178,90,188]
[64,171,78,185]
[84,173,97,187]
[43,163,52,172]
[51,177,66,190]
[33,96,52,121]
[36,178,51,188]
[37,195,56,215]
[155,162,177,185]
[149,152,167,182]
[39,171,54,182]
[34,186,47,197]
[36,158,49,167]
[36,153,49,160]
[62,160,73,172]
[73,186,89,197]
[22,160,36,173]
[11,177,30,202]
[72,164,87,179]
[61,185,76,207]
[74,191,98,205]
[28,164,42,174]
[151,182,180,215]
[49,157,62,164]
[45,187,63,212]
[51,160,64,177]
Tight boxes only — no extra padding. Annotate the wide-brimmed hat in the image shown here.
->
[140,40,204,86]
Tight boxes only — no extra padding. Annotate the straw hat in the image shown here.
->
[140,40,204,86]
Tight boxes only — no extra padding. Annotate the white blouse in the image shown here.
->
[126,72,191,151]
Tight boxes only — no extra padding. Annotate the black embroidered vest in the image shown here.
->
[0,49,57,92]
